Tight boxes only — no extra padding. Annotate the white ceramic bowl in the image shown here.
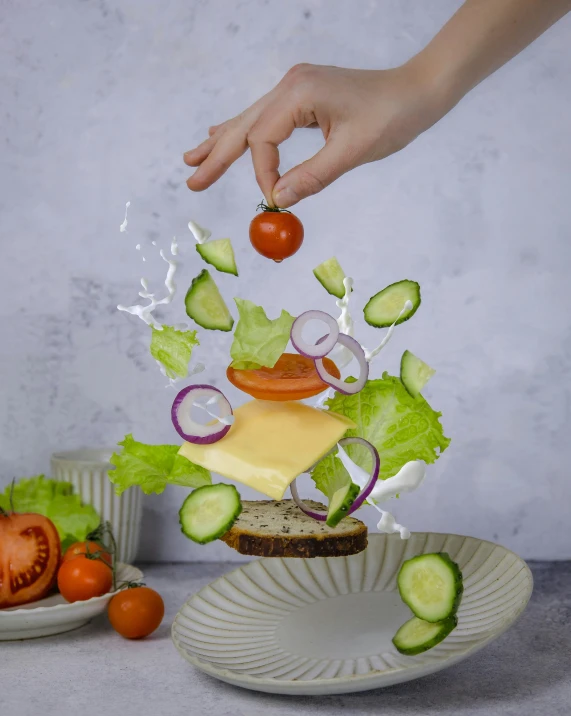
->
[172,532,532,695]
[0,563,143,640]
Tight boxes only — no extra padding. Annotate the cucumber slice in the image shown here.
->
[392,615,458,655]
[326,481,360,527]
[185,269,234,332]
[313,257,348,299]
[179,484,242,544]
[400,350,436,399]
[196,238,238,276]
[397,552,463,623]
[364,280,421,328]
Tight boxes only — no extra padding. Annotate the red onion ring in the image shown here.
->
[314,334,369,395]
[172,385,233,444]
[290,310,340,359]
[290,437,380,521]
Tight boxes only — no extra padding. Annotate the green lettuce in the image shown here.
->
[0,476,100,551]
[150,325,199,379]
[312,373,450,498]
[109,434,211,495]
[230,298,294,370]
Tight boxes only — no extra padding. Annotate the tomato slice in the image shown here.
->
[226,352,340,401]
[0,513,61,608]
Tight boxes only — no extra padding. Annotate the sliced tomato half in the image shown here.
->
[0,513,61,608]
[227,352,340,401]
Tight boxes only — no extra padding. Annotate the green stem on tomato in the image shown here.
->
[256,201,292,214]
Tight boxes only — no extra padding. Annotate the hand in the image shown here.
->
[184,62,448,209]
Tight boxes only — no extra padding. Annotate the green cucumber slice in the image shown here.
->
[196,238,238,276]
[179,484,242,544]
[326,482,360,527]
[392,615,458,655]
[397,552,463,623]
[400,350,436,399]
[185,269,234,332]
[313,257,348,299]
[364,280,421,328]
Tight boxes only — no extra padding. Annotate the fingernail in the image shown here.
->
[273,186,298,208]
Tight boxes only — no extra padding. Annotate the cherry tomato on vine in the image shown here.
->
[57,555,113,603]
[249,204,304,262]
[62,541,112,566]
[108,586,165,639]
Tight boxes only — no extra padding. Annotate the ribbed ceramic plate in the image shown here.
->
[172,533,532,695]
[0,563,143,640]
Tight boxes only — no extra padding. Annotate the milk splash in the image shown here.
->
[188,220,211,244]
[119,201,130,233]
[192,395,235,426]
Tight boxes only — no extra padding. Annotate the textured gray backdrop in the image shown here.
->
[1,0,570,561]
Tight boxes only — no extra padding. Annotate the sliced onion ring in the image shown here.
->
[290,310,340,359]
[290,437,380,521]
[315,334,369,395]
[171,385,233,445]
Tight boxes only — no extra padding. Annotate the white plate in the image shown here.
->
[0,562,143,640]
[172,532,532,695]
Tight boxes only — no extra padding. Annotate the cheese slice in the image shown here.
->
[179,399,355,500]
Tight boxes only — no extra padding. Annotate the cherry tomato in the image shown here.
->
[249,207,304,262]
[57,555,113,603]
[62,541,112,566]
[0,512,61,608]
[108,586,165,639]
[227,352,340,401]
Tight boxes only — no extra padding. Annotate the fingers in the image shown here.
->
[183,135,217,167]
[186,130,248,191]
[272,135,354,208]
[247,103,297,205]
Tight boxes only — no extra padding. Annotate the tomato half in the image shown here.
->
[57,555,113,603]
[227,352,340,401]
[0,512,61,608]
[249,209,304,262]
[62,541,112,566]
[108,586,165,639]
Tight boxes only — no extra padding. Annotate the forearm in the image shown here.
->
[409,0,571,109]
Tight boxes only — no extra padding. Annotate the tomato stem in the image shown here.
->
[87,521,118,590]
[256,201,292,215]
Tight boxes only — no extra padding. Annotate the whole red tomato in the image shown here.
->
[249,205,304,262]
[62,541,112,566]
[0,512,61,608]
[57,555,113,603]
[108,586,165,639]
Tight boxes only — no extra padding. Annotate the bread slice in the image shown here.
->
[220,499,368,558]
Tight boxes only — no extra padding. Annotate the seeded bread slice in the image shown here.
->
[220,499,368,558]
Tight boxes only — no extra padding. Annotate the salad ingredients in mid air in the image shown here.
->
[364,279,421,328]
[313,256,349,299]
[393,615,458,656]
[150,325,199,381]
[171,385,234,444]
[179,483,242,544]
[0,476,99,552]
[109,434,211,495]
[185,269,234,332]
[108,585,165,639]
[196,237,238,276]
[400,349,436,399]
[230,299,294,370]
[249,204,304,262]
[227,352,339,401]
[0,506,61,609]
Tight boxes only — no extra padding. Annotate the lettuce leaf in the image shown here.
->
[0,476,100,550]
[312,373,450,498]
[230,298,294,370]
[150,325,199,379]
[109,434,211,495]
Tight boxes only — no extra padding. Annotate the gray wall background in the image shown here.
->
[1,0,570,561]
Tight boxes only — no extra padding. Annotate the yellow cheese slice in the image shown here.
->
[179,399,355,500]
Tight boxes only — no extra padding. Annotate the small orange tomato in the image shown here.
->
[108,586,165,639]
[57,555,113,603]
[249,206,304,262]
[62,541,112,566]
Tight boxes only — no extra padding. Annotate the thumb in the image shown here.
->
[272,136,354,208]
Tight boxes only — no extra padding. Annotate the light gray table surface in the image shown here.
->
[1,561,569,716]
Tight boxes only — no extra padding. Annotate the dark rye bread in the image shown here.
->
[220,499,368,558]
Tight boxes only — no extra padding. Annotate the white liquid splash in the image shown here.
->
[119,201,130,232]
[193,395,235,426]
[363,299,413,362]
[188,220,211,244]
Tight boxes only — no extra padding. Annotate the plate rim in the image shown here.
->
[171,531,534,693]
